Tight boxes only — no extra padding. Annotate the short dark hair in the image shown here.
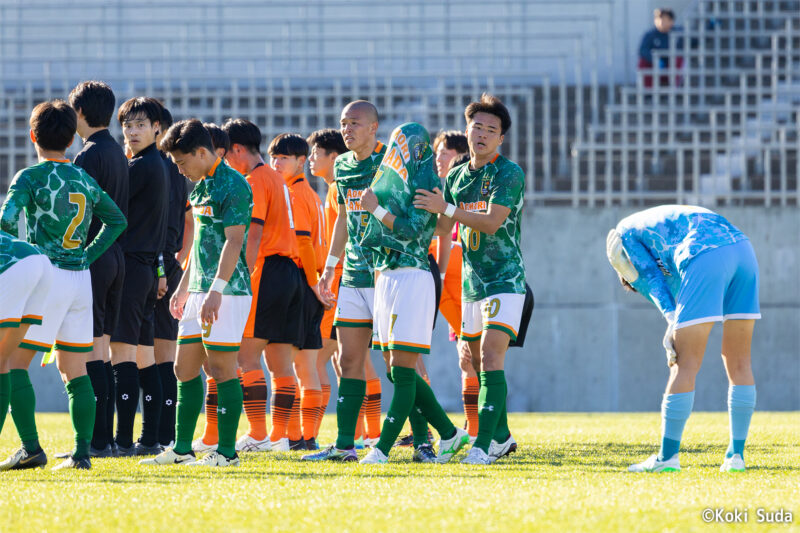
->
[117,96,162,126]
[68,81,115,128]
[204,122,230,155]
[433,130,468,154]
[655,8,675,20]
[268,133,309,158]
[159,106,174,131]
[449,153,470,172]
[30,100,77,151]
[464,93,512,135]
[222,118,261,154]
[160,119,215,155]
[307,128,347,156]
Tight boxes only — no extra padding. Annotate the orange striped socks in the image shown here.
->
[365,378,382,439]
[269,376,296,442]
[287,386,302,441]
[316,384,331,437]
[355,398,366,441]
[201,377,218,445]
[301,387,323,441]
[463,376,480,437]
[241,369,267,441]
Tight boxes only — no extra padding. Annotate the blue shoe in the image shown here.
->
[301,445,357,462]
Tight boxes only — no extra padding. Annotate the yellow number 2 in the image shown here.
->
[62,192,86,250]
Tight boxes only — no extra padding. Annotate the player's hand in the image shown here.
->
[413,187,446,214]
[360,188,379,213]
[201,291,222,324]
[320,267,335,292]
[157,277,168,299]
[311,283,334,310]
[663,311,677,367]
[170,289,189,320]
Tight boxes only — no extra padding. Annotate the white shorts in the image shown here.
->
[461,293,525,342]
[21,266,92,353]
[373,268,434,354]
[333,286,375,329]
[0,255,52,329]
[177,292,251,352]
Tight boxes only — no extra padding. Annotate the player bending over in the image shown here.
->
[606,205,759,473]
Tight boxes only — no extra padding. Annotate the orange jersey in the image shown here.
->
[247,163,298,261]
[323,182,344,272]
[287,174,326,274]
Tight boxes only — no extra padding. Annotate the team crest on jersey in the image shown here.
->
[413,142,424,160]
[481,177,491,196]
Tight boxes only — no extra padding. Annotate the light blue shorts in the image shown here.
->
[674,240,761,329]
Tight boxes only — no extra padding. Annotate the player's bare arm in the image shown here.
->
[201,224,245,324]
[320,206,347,293]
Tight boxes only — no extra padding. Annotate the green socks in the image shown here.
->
[376,366,416,456]
[494,379,511,443]
[174,376,204,455]
[0,372,9,434]
[65,375,95,458]
[335,378,366,450]
[413,374,456,441]
[474,370,508,453]
[409,406,430,448]
[215,378,243,459]
[9,369,40,452]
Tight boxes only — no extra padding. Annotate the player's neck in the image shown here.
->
[35,147,68,162]
[243,153,265,174]
[131,141,156,157]
[353,139,378,161]
[322,171,335,185]
[470,151,497,170]
[79,126,107,142]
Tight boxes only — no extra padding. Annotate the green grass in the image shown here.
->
[1,412,797,532]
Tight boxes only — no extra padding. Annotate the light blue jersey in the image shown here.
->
[616,205,748,316]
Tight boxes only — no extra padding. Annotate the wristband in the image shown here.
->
[372,206,389,221]
[325,254,340,269]
[210,278,228,294]
[157,254,166,278]
[444,203,457,217]
[440,273,446,280]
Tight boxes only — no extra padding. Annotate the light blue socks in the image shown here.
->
[658,391,695,461]
[726,385,756,458]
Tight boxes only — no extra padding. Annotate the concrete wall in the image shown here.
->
[28,207,799,412]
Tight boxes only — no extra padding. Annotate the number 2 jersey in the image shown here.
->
[0,159,126,270]
[444,153,526,302]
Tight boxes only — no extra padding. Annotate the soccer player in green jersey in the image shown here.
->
[415,94,526,464]
[302,101,386,462]
[0,231,53,446]
[357,122,470,464]
[0,100,127,470]
[141,119,252,467]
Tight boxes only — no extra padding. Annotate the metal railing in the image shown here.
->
[570,0,800,207]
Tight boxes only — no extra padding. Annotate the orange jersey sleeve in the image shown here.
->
[287,175,327,277]
[249,164,298,260]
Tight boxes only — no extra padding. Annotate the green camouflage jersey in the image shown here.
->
[335,141,386,288]
[361,123,437,271]
[0,229,42,276]
[189,159,252,296]
[0,159,127,270]
[444,154,526,302]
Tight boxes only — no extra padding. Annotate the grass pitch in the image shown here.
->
[0,412,797,533]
